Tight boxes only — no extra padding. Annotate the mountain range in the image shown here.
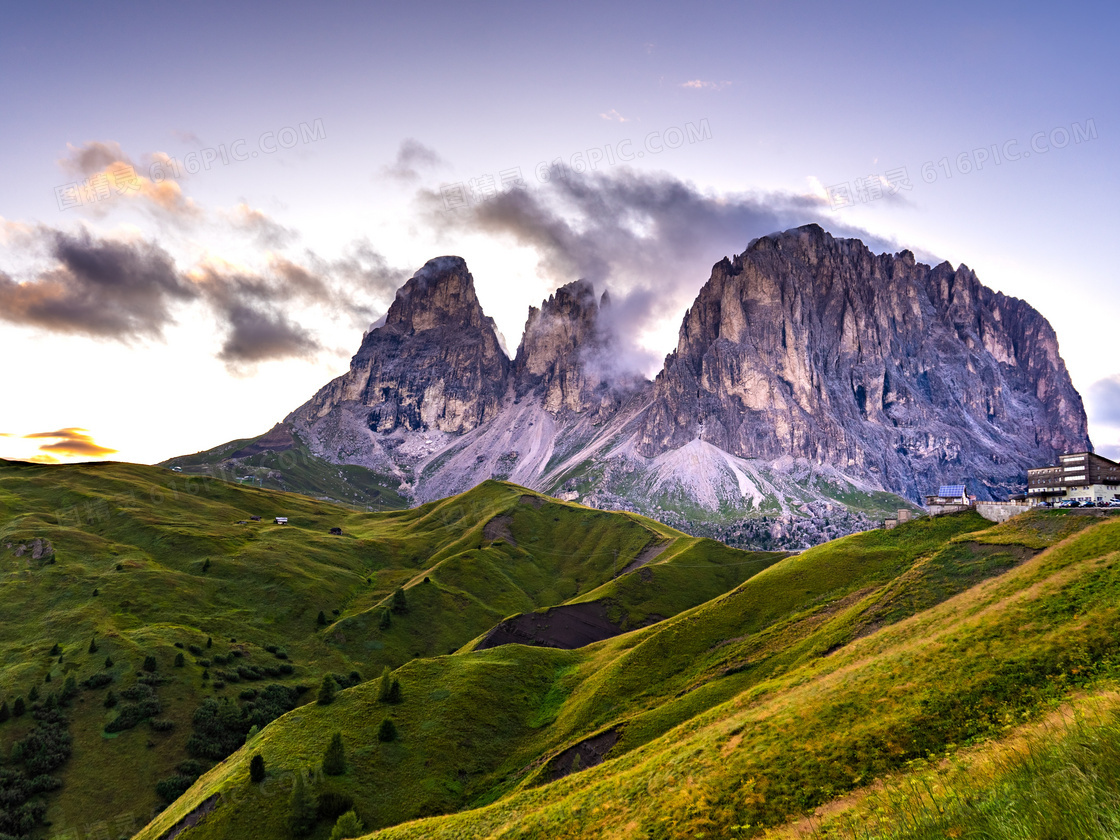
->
[175,224,1091,547]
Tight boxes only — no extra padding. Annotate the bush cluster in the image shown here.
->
[186,684,303,762]
[104,683,162,733]
[0,706,71,837]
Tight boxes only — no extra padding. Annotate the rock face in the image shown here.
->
[513,280,621,416]
[638,225,1090,499]
[300,256,509,434]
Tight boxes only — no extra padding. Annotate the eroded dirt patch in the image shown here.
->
[483,514,517,546]
[477,601,622,650]
[551,728,620,779]
[619,539,670,576]
[158,793,220,840]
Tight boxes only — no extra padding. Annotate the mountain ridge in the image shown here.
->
[176,225,1090,546]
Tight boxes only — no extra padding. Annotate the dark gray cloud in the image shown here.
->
[216,303,322,367]
[1088,375,1120,427]
[0,229,196,339]
[0,225,407,368]
[423,167,904,377]
[382,139,447,183]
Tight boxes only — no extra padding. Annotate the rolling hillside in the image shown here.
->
[131,505,1120,840]
[0,460,774,838]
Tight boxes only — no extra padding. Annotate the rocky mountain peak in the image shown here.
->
[640,225,1090,499]
[383,256,491,334]
[290,256,509,434]
[513,279,616,413]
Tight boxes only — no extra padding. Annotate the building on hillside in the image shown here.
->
[924,484,975,516]
[1027,451,1120,504]
[274,517,288,525]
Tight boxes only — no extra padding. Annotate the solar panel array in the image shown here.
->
[938,485,966,497]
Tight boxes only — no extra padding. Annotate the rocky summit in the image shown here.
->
[638,224,1089,500]
[234,226,1089,547]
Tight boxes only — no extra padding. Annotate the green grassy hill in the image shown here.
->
[0,460,775,839]
[129,507,1120,840]
[160,424,408,511]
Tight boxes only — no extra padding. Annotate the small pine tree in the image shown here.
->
[391,586,409,614]
[104,690,118,708]
[288,770,317,837]
[570,753,582,773]
[329,810,364,840]
[386,678,402,704]
[317,610,328,627]
[378,609,391,630]
[247,724,260,739]
[202,669,210,681]
[206,636,213,648]
[174,652,185,667]
[250,752,266,783]
[317,674,338,706]
[104,655,114,668]
[376,667,392,702]
[92,588,99,596]
[202,558,211,572]
[0,700,9,723]
[49,643,60,656]
[377,718,397,742]
[28,686,39,702]
[88,637,98,654]
[13,696,26,716]
[61,675,78,703]
[322,732,346,776]
[143,655,158,672]
[44,673,52,683]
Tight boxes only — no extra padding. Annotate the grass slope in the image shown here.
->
[132,510,1120,840]
[0,461,771,838]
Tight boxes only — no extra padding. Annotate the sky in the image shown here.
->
[1,0,1118,465]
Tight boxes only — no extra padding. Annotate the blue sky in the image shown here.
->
[1,0,1117,463]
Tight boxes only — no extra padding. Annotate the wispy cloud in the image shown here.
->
[224,202,297,249]
[24,428,118,458]
[58,141,201,220]
[381,139,447,183]
[680,79,731,91]
[600,109,631,123]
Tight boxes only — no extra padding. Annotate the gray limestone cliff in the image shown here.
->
[296,256,509,434]
[637,224,1090,499]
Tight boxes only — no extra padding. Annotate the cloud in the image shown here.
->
[600,109,631,123]
[56,141,200,220]
[215,304,322,367]
[680,79,731,90]
[171,129,205,146]
[1088,375,1120,427]
[0,229,197,340]
[382,139,447,182]
[422,167,902,379]
[24,428,118,458]
[58,141,131,178]
[225,202,296,249]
